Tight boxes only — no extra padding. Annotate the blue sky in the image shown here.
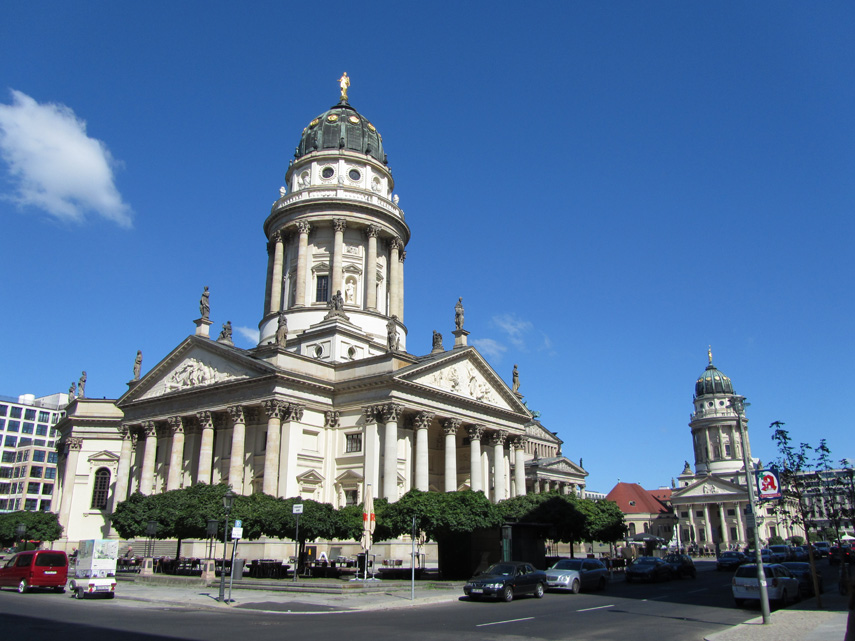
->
[1,2,852,493]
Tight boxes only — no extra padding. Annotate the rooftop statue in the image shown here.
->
[200,286,210,320]
[276,311,288,347]
[78,371,87,398]
[512,364,520,393]
[454,297,464,330]
[339,72,350,101]
[133,350,143,380]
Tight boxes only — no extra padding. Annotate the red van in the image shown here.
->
[0,550,69,593]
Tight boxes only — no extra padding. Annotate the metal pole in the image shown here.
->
[293,514,300,583]
[731,395,771,624]
[228,537,238,604]
[411,515,416,601]
[218,515,229,602]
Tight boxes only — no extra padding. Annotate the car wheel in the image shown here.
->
[734,598,744,607]
[534,583,545,599]
[17,579,28,594]
[76,587,85,599]
[570,579,580,594]
[597,577,607,591]
[501,586,513,602]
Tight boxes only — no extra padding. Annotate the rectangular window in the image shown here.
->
[10,407,22,419]
[730,526,738,540]
[345,433,362,453]
[39,500,51,511]
[680,511,689,518]
[34,440,45,447]
[0,482,10,493]
[769,526,777,538]
[24,498,37,511]
[1,452,14,463]
[27,482,40,494]
[0,404,7,416]
[727,509,735,516]
[4,436,16,447]
[315,274,329,302]
[44,468,56,480]
[18,438,32,447]
[0,499,7,510]
[344,489,358,506]
[24,409,36,421]
[7,421,20,432]
[0,467,12,479]
[30,466,43,478]
[695,510,704,518]
[36,424,48,436]
[22,422,34,434]
[41,483,53,495]
[47,452,58,464]
[50,414,58,425]
[38,411,50,423]
[32,450,45,462]
[0,419,4,430]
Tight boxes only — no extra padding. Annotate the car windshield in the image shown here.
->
[485,564,516,576]
[552,559,583,571]
[664,555,682,562]
[633,557,658,565]
[735,565,775,579]
[720,552,739,558]
[782,562,809,572]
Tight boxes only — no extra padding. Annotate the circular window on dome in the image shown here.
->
[367,123,376,132]
[314,345,324,358]
[708,401,714,407]
[348,169,361,181]
[327,114,338,122]
[719,401,725,406]
[348,116,359,124]
[309,118,319,127]
[321,167,335,179]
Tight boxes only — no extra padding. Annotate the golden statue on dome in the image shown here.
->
[339,72,350,101]
[708,345,713,365]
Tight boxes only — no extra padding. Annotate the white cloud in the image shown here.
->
[0,90,132,226]
[491,313,533,349]
[471,338,507,361]
[235,326,259,345]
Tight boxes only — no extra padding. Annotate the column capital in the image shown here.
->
[263,399,287,420]
[118,425,133,440]
[333,218,347,233]
[195,411,213,429]
[364,224,379,238]
[66,437,83,451]
[325,410,340,428]
[413,411,434,431]
[227,405,246,424]
[381,403,404,423]
[467,424,485,440]
[284,403,304,422]
[387,237,403,252]
[511,435,528,449]
[362,405,378,424]
[271,229,284,243]
[399,250,406,263]
[443,417,461,435]
[141,420,157,438]
[167,416,185,435]
[296,220,311,235]
[490,431,508,446]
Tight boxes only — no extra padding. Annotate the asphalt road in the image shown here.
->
[0,562,836,641]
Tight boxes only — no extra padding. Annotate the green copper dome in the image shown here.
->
[294,100,387,165]
[694,363,734,397]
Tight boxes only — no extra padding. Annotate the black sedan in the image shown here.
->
[717,551,747,571]
[664,553,696,578]
[463,561,547,602]
[781,561,823,597]
[625,556,672,582]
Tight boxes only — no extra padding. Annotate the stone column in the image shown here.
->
[413,411,433,491]
[443,418,461,493]
[365,226,378,310]
[533,478,541,493]
[703,504,713,545]
[467,425,485,494]
[139,422,158,495]
[263,236,274,314]
[166,416,185,491]
[111,426,134,511]
[193,411,214,484]
[277,404,304,499]
[294,221,311,307]
[332,219,346,295]
[398,249,406,320]
[268,230,285,314]
[491,432,506,503]
[687,503,697,543]
[262,400,285,495]
[719,504,729,546]
[381,404,403,500]
[362,406,380,490]
[735,502,745,546]
[388,238,401,320]
[513,437,527,497]
[227,406,246,495]
[57,437,82,529]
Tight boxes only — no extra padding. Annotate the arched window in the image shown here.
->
[91,467,111,510]
[628,523,636,535]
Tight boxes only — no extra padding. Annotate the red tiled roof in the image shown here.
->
[606,482,671,515]
[648,488,672,503]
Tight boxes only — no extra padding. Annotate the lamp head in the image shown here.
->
[223,489,236,512]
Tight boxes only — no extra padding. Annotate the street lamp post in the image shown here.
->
[729,395,771,624]
[145,520,158,558]
[218,490,236,603]
[15,523,26,551]
[206,518,220,560]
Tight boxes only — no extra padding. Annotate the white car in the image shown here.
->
[732,563,800,608]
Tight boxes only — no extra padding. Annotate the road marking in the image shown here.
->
[476,617,535,627]
[576,605,615,612]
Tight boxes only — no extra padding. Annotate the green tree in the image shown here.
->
[580,499,627,545]
[0,511,63,547]
[385,489,501,541]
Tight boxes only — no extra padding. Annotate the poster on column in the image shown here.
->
[756,468,782,501]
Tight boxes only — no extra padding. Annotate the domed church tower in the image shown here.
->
[258,73,409,361]
[689,348,746,476]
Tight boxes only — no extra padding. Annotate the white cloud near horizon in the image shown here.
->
[235,326,259,344]
[470,338,507,360]
[0,90,132,226]
[492,313,533,349]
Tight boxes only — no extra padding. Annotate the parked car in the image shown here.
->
[545,558,609,593]
[829,545,853,565]
[717,551,747,571]
[732,563,800,608]
[791,546,808,561]
[625,556,672,583]
[463,561,547,602]
[663,553,696,578]
[0,550,69,593]
[814,541,832,558]
[781,562,823,597]
[768,545,792,563]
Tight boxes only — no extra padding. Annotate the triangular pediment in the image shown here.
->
[335,469,363,484]
[396,348,524,413]
[536,457,587,477]
[526,421,562,445]
[120,336,274,404]
[296,469,325,484]
[672,475,747,502]
[88,450,120,464]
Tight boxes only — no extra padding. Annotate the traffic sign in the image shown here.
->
[293,504,303,514]
[231,527,243,539]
